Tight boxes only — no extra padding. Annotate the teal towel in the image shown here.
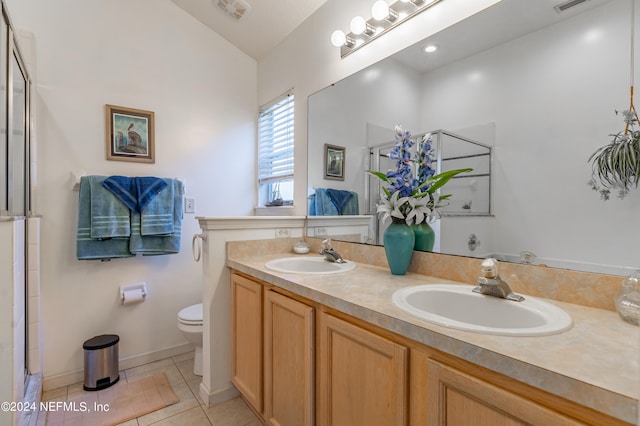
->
[308,188,339,216]
[141,180,174,235]
[326,189,358,215]
[309,188,359,216]
[130,179,183,255]
[89,176,131,239]
[342,191,359,215]
[77,177,134,260]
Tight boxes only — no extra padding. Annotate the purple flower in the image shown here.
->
[367,125,472,224]
[417,133,435,186]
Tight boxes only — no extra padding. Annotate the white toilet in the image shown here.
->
[177,303,203,376]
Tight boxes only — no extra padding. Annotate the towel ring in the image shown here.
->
[192,233,205,262]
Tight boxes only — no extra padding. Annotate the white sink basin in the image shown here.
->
[265,256,356,275]
[392,284,572,336]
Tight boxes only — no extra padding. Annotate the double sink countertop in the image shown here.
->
[227,251,640,424]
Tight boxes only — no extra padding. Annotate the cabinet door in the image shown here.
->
[264,290,314,426]
[426,359,584,426]
[231,273,263,412]
[318,312,408,426]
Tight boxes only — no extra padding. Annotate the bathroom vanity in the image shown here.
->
[226,240,638,426]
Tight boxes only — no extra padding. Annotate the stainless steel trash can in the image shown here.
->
[83,334,120,391]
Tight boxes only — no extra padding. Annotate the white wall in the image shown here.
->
[307,57,422,214]
[6,0,257,385]
[420,0,640,268]
[258,0,502,216]
[263,0,639,271]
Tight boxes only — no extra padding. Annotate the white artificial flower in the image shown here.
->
[404,196,431,225]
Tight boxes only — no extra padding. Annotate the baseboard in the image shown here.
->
[199,381,239,407]
[42,342,193,391]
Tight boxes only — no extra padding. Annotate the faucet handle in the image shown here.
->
[481,258,498,278]
[520,251,536,264]
[321,238,333,250]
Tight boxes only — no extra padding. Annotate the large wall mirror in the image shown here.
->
[308,0,639,276]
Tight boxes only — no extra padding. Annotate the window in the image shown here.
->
[258,92,294,206]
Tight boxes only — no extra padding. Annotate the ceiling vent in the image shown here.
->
[553,0,590,13]
[216,0,251,21]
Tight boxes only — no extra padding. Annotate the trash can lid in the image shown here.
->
[83,334,120,350]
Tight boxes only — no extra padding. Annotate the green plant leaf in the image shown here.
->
[423,168,473,194]
[366,170,390,182]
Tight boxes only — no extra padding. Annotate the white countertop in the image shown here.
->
[227,253,640,424]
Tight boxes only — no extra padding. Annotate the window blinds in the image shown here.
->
[258,93,294,184]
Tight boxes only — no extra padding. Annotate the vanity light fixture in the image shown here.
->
[331,0,442,58]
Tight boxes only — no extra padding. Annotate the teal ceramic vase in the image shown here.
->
[383,220,415,275]
[413,222,435,252]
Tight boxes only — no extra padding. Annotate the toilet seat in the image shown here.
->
[178,303,203,325]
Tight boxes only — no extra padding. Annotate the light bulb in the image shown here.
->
[371,1,389,20]
[424,44,439,53]
[331,30,346,47]
[350,16,366,35]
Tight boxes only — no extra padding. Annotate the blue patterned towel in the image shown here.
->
[101,176,138,211]
[137,177,168,211]
[326,189,354,215]
[102,176,167,212]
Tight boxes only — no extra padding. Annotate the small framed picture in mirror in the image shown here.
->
[106,104,155,163]
[324,144,345,180]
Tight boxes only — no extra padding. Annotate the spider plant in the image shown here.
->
[588,109,640,200]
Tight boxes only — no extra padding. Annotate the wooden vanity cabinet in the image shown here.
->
[318,311,408,426]
[416,354,631,426]
[231,271,314,425]
[264,289,314,426]
[231,270,630,426]
[426,358,583,425]
[231,272,263,412]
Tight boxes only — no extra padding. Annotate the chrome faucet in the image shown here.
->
[319,239,346,264]
[473,258,524,302]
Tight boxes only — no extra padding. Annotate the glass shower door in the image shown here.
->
[0,13,6,214]
[9,51,27,216]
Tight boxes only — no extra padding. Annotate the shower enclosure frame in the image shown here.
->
[367,129,492,246]
[0,1,35,424]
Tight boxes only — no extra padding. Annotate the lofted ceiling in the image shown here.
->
[171,0,330,60]
[393,0,616,73]
[170,0,616,65]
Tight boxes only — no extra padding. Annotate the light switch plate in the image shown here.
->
[184,198,195,213]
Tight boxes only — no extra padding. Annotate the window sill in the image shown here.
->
[254,206,296,216]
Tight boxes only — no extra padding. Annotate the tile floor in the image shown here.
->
[37,352,261,425]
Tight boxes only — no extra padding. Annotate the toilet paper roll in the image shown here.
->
[122,288,145,305]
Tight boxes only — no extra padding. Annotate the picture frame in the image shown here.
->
[106,104,155,163]
[324,144,345,180]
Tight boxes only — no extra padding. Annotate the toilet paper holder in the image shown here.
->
[120,282,147,304]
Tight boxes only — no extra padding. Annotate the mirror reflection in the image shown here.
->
[307,0,638,275]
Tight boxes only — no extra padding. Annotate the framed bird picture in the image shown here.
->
[106,104,155,163]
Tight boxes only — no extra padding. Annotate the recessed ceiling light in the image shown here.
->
[424,44,439,53]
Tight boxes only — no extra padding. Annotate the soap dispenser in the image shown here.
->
[614,270,640,326]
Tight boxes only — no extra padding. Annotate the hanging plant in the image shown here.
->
[588,108,640,200]
[588,0,640,200]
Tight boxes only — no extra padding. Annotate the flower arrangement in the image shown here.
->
[588,109,640,200]
[368,125,472,225]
